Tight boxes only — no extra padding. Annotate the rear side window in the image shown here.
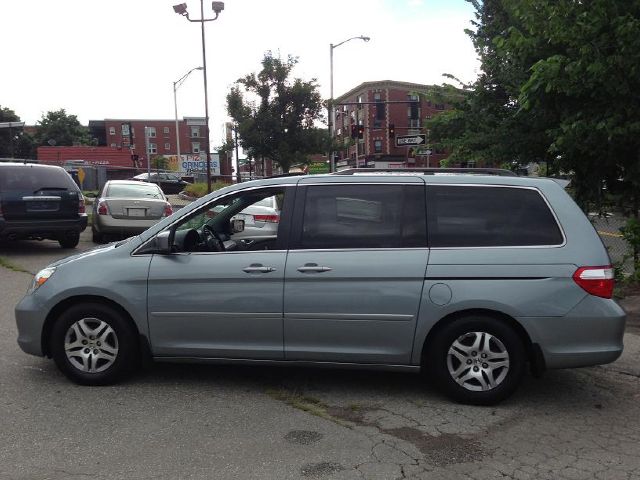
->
[427,185,563,247]
[293,184,427,249]
[0,165,78,191]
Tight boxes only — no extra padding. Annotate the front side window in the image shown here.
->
[427,185,563,247]
[293,184,426,249]
[169,187,287,253]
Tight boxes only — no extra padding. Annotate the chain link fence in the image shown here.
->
[591,214,635,275]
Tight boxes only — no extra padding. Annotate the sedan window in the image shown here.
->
[106,183,163,199]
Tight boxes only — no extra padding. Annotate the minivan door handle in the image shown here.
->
[242,263,276,274]
[297,263,332,273]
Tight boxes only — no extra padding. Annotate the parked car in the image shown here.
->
[15,168,625,405]
[91,180,173,243]
[0,162,87,248]
[130,172,191,194]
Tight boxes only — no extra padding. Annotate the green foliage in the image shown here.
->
[227,51,327,172]
[184,181,229,199]
[34,109,91,147]
[0,106,35,159]
[150,155,169,170]
[620,217,640,280]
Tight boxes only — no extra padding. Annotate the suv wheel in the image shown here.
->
[428,315,526,405]
[50,303,138,385]
[58,232,80,249]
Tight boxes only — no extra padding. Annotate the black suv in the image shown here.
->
[0,163,87,248]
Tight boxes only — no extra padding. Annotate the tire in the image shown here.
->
[50,302,138,385]
[58,232,80,249]
[427,315,526,405]
[91,226,103,244]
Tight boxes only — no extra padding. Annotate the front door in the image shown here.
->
[147,186,292,359]
[283,181,429,365]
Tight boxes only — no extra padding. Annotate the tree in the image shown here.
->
[227,52,326,173]
[34,109,91,147]
[426,0,557,169]
[150,155,169,171]
[0,106,35,159]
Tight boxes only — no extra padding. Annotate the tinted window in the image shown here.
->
[106,183,163,199]
[427,185,563,247]
[295,184,426,249]
[0,165,77,191]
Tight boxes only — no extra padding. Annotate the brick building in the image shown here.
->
[333,80,451,169]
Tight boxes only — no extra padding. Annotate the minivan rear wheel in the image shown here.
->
[428,315,526,405]
[50,303,138,385]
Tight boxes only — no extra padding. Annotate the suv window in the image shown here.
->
[0,165,77,191]
[427,185,563,247]
[293,184,426,249]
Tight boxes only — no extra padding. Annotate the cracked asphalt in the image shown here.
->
[1,233,639,480]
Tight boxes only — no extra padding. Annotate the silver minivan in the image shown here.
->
[15,169,626,404]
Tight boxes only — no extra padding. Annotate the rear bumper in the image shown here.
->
[518,295,626,369]
[94,215,160,235]
[0,215,87,239]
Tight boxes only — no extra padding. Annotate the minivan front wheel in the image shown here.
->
[50,303,137,385]
[428,315,526,405]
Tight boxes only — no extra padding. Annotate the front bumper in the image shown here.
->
[15,293,49,357]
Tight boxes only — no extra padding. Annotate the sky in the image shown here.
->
[1,0,479,146]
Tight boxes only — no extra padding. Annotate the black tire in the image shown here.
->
[91,226,103,244]
[427,315,526,405]
[58,232,80,249]
[50,302,138,385]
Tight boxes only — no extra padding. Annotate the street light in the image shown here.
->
[173,66,203,163]
[173,1,224,193]
[328,35,370,172]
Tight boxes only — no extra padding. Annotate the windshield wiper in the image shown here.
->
[33,187,68,193]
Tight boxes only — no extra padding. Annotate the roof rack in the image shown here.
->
[332,168,517,177]
[266,172,308,179]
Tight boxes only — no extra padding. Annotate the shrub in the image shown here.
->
[184,182,230,198]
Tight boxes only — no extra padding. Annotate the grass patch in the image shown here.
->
[265,388,350,427]
[183,182,230,199]
[0,257,31,274]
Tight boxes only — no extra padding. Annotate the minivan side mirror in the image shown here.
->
[154,230,174,254]
[231,219,245,233]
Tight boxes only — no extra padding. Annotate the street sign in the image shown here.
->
[77,167,86,188]
[416,147,432,155]
[396,134,426,147]
[308,161,330,174]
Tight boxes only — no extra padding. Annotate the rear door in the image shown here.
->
[283,178,429,364]
[0,165,81,221]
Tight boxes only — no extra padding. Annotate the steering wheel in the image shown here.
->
[202,224,225,252]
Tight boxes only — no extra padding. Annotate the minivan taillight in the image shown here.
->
[78,196,86,214]
[163,203,173,217]
[572,266,615,299]
[97,201,109,215]
[253,214,279,223]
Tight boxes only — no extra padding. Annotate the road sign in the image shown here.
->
[396,134,426,147]
[77,167,86,189]
[416,147,432,155]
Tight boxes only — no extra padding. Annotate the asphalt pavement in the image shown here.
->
[1,232,640,480]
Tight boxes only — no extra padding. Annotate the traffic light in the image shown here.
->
[388,123,395,139]
[350,125,357,139]
[357,125,364,139]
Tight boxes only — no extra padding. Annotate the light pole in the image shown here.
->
[173,1,224,193]
[329,35,370,172]
[173,66,203,165]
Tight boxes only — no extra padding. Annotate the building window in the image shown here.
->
[109,127,116,135]
[110,143,117,148]
[191,126,200,138]
[148,143,157,154]
[192,142,200,153]
[148,127,156,137]
[163,127,170,135]
[164,143,171,150]
[374,92,385,128]
[357,95,363,110]
[374,140,383,153]
[408,118,421,128]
